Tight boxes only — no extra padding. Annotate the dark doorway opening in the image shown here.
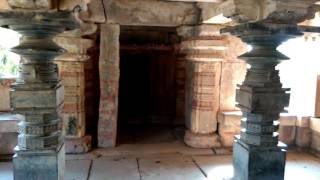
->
[117,26,182,144]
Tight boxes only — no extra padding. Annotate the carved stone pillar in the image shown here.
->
[54,31,94,153]
[177,25,227,148]
[222,23,303,180]
[0,11,77,179]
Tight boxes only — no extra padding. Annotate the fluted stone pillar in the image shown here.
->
[0,11,78,180]
[222,23,303,180]
[177,25,227,148]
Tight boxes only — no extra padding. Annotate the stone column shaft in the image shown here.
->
[54,31,94,153]
[178,25,227,148]
[0,11,78,180]
[222,22,303,180]
[98,23,120,147]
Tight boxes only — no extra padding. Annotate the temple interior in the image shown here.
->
[1,0,320,180]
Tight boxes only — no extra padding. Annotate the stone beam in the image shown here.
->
[199,0,319,24]
[103,0,200,26]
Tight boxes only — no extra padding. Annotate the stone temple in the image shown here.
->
[0,0,320,180]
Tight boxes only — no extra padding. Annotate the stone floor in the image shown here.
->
[1,143,320,180]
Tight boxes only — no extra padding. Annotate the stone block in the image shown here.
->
[56,61,85,73]
[0,113,19,133]
[104,0,199,26]
[65,135,91,154]
[8,0,54,9]
[278,125,296,146]
[236,87,290,113]
[63,95,85,112]
[0,79,14,111]
[218,111,242,132]
[219,62,246,111]
[13,144,65,180]
[58,0,90,11]
[315,75,320,117]
[62,111,85,138]
[11,85,64,110]
[0,1,11,10]
[220,132,236,147]
[54,37,93,55]
[295,116,311,148]
[311,131,320,152]
[296,127,311,148]
[0,132,17,155]
[185,61,221,134]
[233,138,286,180]
[279,114,297,126]
[184,130,220,148]
[278,114,297,145]
[218,111,242,147]
[79,0,106,23]
[98,24,120,148]
[177,24,225,38]
[310,117,320,132]
[296,116,310,127]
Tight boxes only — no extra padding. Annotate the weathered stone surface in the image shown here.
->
[315,75,320,117]
[62,111,85,138]
[311,130,320,153]
[233,138,286,180]
[0,0,11,10]
[295,116,311,148]
[279,126,296,146]
[2,10,78,180]
[65,135,91,154]
[0,132,17,155]
[310,117,320,132]
[0,79,15,112]
[13,144,65,180]
[222,22,305,180]
[59,0,90,11]
[218,111,241,147]
[103,0,199,26]
[11,85,64,109]
[278,114,297,145]
[79,0,106,23]
[98,23,120,148]
[184,130,220,148]
[185,61,221,134]
[220,62,246,110]
[199,0,319,24]
[0,114,19,133]
[8,0,55,9]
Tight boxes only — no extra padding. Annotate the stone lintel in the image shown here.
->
[103,0,200,26]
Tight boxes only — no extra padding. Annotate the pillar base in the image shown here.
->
[184,130,220,148]
[233,136,287,180]
[13,143,65,180]
[65,135,92,154]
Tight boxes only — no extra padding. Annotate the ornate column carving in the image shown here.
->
[0,11,78,179]
[177,25,227,148]
[223,23,304,180]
